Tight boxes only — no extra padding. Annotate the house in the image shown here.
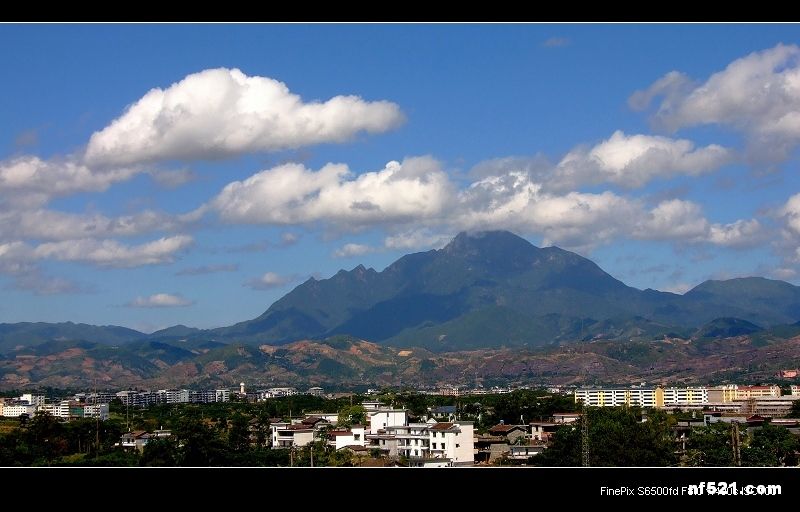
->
[429,405,457,421]
[508,444,545,460]
[552,412,581,424]
[529,421,562,442]
[270,422,316,449]
[327,426,366,450]
[487,424,527,444]
[368,409,408,434]
[474,433,511,464]
[119,431,151,451]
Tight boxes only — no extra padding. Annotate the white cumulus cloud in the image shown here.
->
[32,235,193,268]
[0,156,138,207]
[126,293,193,308]
[333,243,374,258]
[632,43,800,162]
[210,156,452,228]
[554,131,732,190]
[245,271,294,290]
[85,68,405,167]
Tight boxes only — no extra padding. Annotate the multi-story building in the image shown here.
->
[736,385,781,399]
[427,421,473,466]
[574,388,659,407]
[40,400,70,419]
[307,387,324,397]
[83,403,110,420]
[368,419,474,466]
[20,394,46,407]
[368,409,408,434]
[156,389,190,404]
[328,426,366,450]
[270,423,315,449]
[2,402,36,417]
[707,385,739,403]
[116,390,159,408]
[661,387,709,406]
[215,389,230,403]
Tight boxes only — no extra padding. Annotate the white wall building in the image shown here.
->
[2,403,36,417]
[575,388,658,407]
[368,409,408,434]
[83,403,109,420]
[20,394,46,407]
[662,387,708,406]
[329,426,366,450]
[428,421,473,466]
[270,423,315,449]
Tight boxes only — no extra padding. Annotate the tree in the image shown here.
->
[227,413,251,453]
[742,424,799,466]
[686,422,737,467]
[533,407,676,467]
[140,438,177,466]
[337,405,366,428]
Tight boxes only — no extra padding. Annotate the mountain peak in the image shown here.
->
[443,230,534,255]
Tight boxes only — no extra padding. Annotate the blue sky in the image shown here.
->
[2,24,800,332]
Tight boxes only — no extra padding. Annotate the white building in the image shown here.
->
[270,423,315,449]
[329,426,366,450]
[157,389,190,404]
[427,421,473,466]
[2,403,36,418]
[83,403,109,420]
[575,388,658,407]
[662,387,708,406]
[379,420,474,466]
[40,401,70,419]
[215,389,230,402]
[368,409,408,434]
[307,387,324,397]
[20,394,46,407]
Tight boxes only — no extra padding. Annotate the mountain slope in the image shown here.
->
[0,322,145,353]
[205,230,800,351]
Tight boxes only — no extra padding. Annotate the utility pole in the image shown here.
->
[581,405,590,467]
[732,422,741,467]
[94,379,100,453]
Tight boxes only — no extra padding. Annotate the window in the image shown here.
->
[456,444,460,448]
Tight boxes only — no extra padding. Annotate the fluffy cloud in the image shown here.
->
[210,156,452,228]
[85,68,405,167]
[632,44,800,162]
[245,271,294,290]
[634,199,763,248]
[780,192,800,237]
[126,293,193,308]
[207,156,759,252]
[775,193,800,265]
[333,243,374,258]
[554,131,732,189]
[384,229,450,251]
[469,131,731,192]
[31,235,193,268]
[0,156,137,207]
[0,209,179,242]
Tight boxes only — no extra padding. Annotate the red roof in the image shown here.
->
[429,422,455,431]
